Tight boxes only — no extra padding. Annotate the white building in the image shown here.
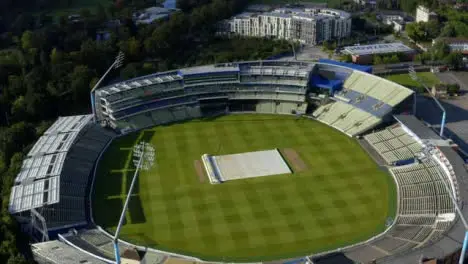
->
[434,38,468,54]
[382,15,406,32]
[416,5,437,23]
[218,8,351,45]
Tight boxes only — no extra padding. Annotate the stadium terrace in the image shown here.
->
[9,60,468,264]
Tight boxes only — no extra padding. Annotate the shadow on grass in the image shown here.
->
[96,198,124,227]
[128,196,146,224]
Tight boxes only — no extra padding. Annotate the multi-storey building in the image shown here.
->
[415,5,437,23]
[218,8,351,45]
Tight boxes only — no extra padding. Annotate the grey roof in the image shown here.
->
[343,43,414,56]
[28,132,79,157]
[229,7,350,21]
[15,153,67,184]
[394,115,441,140]
[9,176,60,213]
[98,72,182,96]
[32,240,109,264]
[180,64,240,76]
[45,115,92,135]
[241,65,310,77]
[9,115,92,214]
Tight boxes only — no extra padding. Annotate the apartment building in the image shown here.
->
[415,5,437,23]
[218,8,351,45]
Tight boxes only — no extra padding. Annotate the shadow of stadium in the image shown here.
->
[98,130,156,227]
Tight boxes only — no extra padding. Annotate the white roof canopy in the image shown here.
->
[9,115,91,214]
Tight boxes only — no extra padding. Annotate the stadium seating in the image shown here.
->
[343,158,456,262]
[32,240,109,264]
[60,229,131,260]
[59,228,169,263]
[342,71,413,107]
[312,101,381,136]
[319,71,413,137]
[96,61,312,130]
[364,125,422,164]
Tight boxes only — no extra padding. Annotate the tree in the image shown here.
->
[6,254,28,264]
[406,22,425,41]
[446,83,461,95]
[70,65,95,105]
[444,52,464,70]
[20,31,34,50]
[119,37,141,60]
[373,55,383,65]
[120,63,140,80]
[382,56,392,64]
[11,96,27,121]
[422,20,442,39]
[95,4,108,23]
[389,54,400,64]
[50,48,64,64]
[431,41,450,60]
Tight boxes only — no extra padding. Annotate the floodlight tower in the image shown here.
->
[408,67,468,263]
[113,142,155,264]
[408,66,446,137]
[90,51,125,123]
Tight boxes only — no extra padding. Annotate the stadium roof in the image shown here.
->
[9,115,91,214]
[45,115,92,135]
[318,59,372,73]
[15,153,67,184]
[343,43,414,56]
[98,71,182,96]
[241,65,310,77]
[394,114,441,140]
[32,240,109,264]
[180,64,240,76]
[9,176,60,213]
[28,132,79,157]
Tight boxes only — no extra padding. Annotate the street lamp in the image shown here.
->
[90,51,125,123]
[408,66,446,137]
[113,142,154,264]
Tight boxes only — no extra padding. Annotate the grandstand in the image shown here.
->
[364,124,422,164]
[343,157,457,263]
[8,115,116,233]
[312,71,414,137]
[94,61,312,131]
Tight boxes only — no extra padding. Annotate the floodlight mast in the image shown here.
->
[113,142,154,264]
[409,67,467,263]
[90,51,125,123]
[408,66,446,137]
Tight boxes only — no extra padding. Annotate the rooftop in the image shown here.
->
[9,176,60,213]
[231,7,350,20]
[179,64,240,76]
[343,43,414,56]
[45,115,92,135]
[394,114,441,140]
[15,153,67,184]
[9,115,92,214]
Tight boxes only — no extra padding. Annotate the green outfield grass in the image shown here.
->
[93,114,396,261]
